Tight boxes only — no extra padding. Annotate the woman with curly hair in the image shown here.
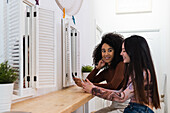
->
[74,32,128,113]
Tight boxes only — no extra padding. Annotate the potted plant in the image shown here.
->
[0,61,18,113]
[81,65,93,80]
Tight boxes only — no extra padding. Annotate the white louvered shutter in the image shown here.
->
[71,29,76,77]
[75,30,81,79]
[71,29,80,78]
[5,0,21,69]
[62,20,72,87]
[36,8,57,88]
[62,19,80,87]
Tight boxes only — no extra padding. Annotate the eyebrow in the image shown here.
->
[102,47,113,50]
[108,48,113,50]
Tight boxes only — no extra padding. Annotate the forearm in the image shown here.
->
[87,68,106,83]
[91,86,124,102]
[91,83,134,102]
[87,68,99,81]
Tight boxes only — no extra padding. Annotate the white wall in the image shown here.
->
[93,0,170,112]
[93,0,165,32]
[160,0,170,112]
[77,0,96,67]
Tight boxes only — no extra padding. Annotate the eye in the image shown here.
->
[108,49,113,52]
[122,49,126,53]
[101,49,106,53]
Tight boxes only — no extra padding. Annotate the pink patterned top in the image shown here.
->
[91,70,153,104]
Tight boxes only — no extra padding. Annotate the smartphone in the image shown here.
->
[73,74,85,83]
[72,74,75,79]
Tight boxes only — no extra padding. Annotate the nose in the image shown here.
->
[120,51,123,56]
[105,51,109,55]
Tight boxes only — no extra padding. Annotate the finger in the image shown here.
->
[74,77,79,80]
[85,79,91,83]
[73,78,78,81]
[81,82,85,87]
[81,78,85,82]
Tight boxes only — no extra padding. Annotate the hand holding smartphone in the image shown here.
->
[72,74,84,87]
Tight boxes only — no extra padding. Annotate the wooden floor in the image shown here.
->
[11,85,94,113]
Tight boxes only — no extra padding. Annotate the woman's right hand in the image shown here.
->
[82,79,95,93]
[96,59,105,70]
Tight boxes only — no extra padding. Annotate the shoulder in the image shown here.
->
[116,62,125,69]
[109,62,124,71]
[117,61,124,66]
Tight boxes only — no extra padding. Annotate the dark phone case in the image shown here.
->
[72,74,75,78]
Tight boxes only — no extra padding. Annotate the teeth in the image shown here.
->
[105,57,110,59]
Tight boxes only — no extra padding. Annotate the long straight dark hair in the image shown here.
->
[123,35,160,109]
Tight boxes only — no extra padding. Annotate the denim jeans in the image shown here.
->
[123,102,154,113]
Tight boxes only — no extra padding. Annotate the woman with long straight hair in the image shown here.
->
[82,35,160,113]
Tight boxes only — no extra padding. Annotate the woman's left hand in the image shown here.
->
[73,77,83,87]
[82,79,95,93]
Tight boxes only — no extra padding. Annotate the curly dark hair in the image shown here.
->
[92,33,124,69]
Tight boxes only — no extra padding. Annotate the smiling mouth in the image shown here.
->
[105,56,110,59]
[104,58,110,60]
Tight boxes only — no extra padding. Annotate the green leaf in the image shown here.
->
[0,61,18,84]
[82,65,93,72]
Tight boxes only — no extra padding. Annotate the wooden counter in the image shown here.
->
[11,85,94,113]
